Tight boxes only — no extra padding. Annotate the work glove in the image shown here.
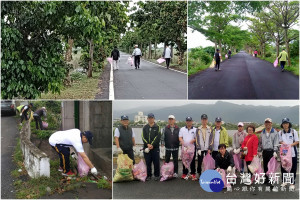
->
[233,149,237,154]
[227,166,232,173]
[236,148,240,154]
[273,152,277,158]
[20,113,22,116]
[144,148,150,153]
[216,167,220,172]
[244,150,248,155]
[197,150,201,156]
[91,167,98,176]
[117,147,123,154]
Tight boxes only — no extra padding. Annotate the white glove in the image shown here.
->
[133,146,136,153]
[117,147,123,154]
[20,113,22,116]
[233,149,237,154]
[236,148,240,154]
[144,148,150,153]
[273,152,277,158]
[227,166,232,173]
[216,167,220,171]
[91,167,98,175]
[244,150,248,155]
[197,150,201,156]
[258,152,262,157]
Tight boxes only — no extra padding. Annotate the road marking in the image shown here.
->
[109,62,114,100]
[142,59,187,75]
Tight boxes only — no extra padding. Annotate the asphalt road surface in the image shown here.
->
[113,160,299,199]
[1,116,18,199]
[188,51,299,99]
[113,52,187,99]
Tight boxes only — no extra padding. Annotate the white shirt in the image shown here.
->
[213,129,221,151]
[179,126,196,143]
[279,129,299,157]
[114,127,135,138]
[49,129,84,152]
[132,48,142,56]
[164,47,171,58]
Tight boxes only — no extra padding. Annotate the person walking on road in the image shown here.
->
[111,46,120,70]
[195,114,213,177]
[258,118,279,189]
[132,45,142,69]
[49,129,98,177]
[179,117,197,181]
[163,45,172,69]
[114,115,136,164]
[214,49,222,71]
[278,49,288,72]
[232,122,247,173]
[278,118,299,191]
[161,115,180,178]
[211,117,229,160]
[228,49,232,59]
[142,113,161,181]
[33,107,47,130]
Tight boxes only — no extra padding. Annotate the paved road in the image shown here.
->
[1,116,18,199]
[113,160,299,199]
[188,51,299,99]
[113,52,187,99]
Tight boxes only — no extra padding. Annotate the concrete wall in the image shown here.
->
[20,121,50,178]
[61,101,75,130]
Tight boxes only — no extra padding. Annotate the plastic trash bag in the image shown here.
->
[106,57,113,65]
[216,168,236,188]
[203,153,215,171]
[273,58,278,67]
[132,159,147,182]
[113,154,134,182]
[42,121,48,129]
[253,54,255,57]
[225,54,228,58]
[266,157,280,177]
[160,162,174,181]
[248,156,263,174]
[77,153,90,177]
[157,58,166,64]
[280,144,292,172]
[127,57,134,66]
[233,153,242,172]
[181,143,195,169]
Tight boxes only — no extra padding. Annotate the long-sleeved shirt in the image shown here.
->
[132,48,142,56]
[232,131,247,150]
[258,128,279,152]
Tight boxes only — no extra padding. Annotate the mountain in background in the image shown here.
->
[114,101,299,124]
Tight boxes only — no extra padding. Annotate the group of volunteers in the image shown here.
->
[17,103,47,130]
[17,103,98,177]
[114,113,298,191]
[110,45,173,70]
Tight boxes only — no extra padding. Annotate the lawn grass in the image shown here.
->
[40,72,101,99]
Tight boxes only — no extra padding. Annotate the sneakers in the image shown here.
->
[62,170,76,177]
[289,185,295,191]
[173,173,178,178]
[191,174,198,181]
[181,174,187,179]
[58,167,63,172]
[272,186,278,192]
[227,185,232,192]
[146,176,151,181]
[280,183,287,187]
[154,176,160,181]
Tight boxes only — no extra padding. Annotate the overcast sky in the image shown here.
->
[113,100,299,111]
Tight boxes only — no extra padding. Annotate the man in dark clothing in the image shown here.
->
[114,115,136,164]
[33,107,47,130]
[132,45,142,69]
[228,49,232,59]
[111,46,120,70]
[214,49,222,71]
[215,144,234,172]
[142,113,161,181]
[161,115,180,177]
[20,103,33,124]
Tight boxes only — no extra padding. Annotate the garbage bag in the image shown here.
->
[132,159,147,182]
[106,57,113,64]
[77,153,90,177]
[248,156,263,174]
[157,58,166,64]
[203,153,215,171]
[266,157,280,177]
[181,143,195,169]
[42,121,48,129]
[233,153,242,172]
[225,54,228,58]
[160,162,174,181]
[273,58,278,67]
[280,144,292,172]
[216,168,236,188]
[113,154,134,182]
[127,57,134,66]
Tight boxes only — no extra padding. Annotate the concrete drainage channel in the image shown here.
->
[20,121,50,178]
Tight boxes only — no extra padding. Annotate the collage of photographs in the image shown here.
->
[0,0,299,200]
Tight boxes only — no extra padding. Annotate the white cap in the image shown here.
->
[238,122,244,127]
[134,44,138,47]
[168,115,175,119]
[42,107,46,110]
[264,118,272,123]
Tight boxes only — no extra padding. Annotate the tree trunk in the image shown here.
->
[214,41,217,52]
[284,28,291,66]
[148,42,151,59]
[218,40,222,55]
[87,39,94,78]
[276,39,279,57]
[65,38,73,62]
